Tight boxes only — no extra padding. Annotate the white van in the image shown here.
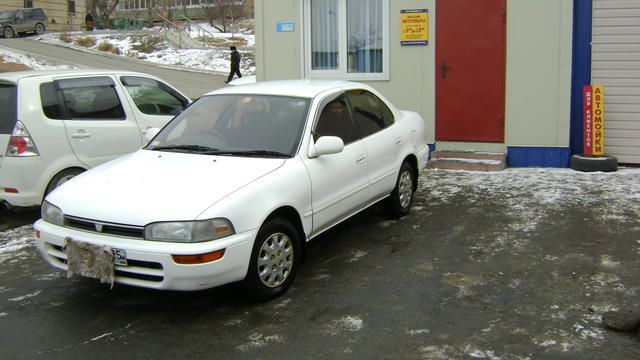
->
[0,69,190,210]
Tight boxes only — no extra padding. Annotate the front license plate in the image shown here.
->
[112,248,128,266]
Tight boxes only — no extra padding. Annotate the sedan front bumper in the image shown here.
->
[34,219,255,291]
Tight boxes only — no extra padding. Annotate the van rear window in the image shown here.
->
[0,85,17,134]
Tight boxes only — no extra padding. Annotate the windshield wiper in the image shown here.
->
[150,145,219,153]
[207,150,291,158]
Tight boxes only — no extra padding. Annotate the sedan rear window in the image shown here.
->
[0,85,17,134]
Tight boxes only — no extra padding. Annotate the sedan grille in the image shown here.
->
[64,215,145,239]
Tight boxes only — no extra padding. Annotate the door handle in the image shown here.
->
[71,131,91,139]
[395,137,402,146]
[441,61,452,79]
[356,154,367,165]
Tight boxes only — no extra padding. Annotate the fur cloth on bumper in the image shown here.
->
[64,237,115,287]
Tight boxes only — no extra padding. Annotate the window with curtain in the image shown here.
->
[310,0,339,70]
[306,0,387,79]
[347,0,383,73]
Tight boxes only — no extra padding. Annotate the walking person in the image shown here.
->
[85,12,94,31]
[225,46,242,84]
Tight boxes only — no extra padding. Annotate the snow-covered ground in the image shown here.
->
[34,22,255,75]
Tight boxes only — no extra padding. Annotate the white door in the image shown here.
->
[302,95,369,234]
[56,76,142,168]
[592,0,640,163]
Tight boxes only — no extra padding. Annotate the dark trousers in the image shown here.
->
[227,66,242,83]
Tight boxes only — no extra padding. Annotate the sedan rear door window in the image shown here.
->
[347,90,394,138]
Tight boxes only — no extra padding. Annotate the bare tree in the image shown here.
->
[93,0,121,28]
[199,0,234,32]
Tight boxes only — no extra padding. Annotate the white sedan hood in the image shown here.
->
[47,150,285,225]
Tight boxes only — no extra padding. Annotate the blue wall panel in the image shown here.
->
[507,147,571,168]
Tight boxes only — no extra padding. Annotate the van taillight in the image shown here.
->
[6,121,39,157]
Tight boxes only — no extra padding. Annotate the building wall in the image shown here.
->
[0,0,87,32]
[255,0,303,82]
[256,0,573,156]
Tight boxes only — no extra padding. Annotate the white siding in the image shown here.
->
[592,0,640,163]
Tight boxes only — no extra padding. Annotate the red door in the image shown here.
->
[436,0,506,142]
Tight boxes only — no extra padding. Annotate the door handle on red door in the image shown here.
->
[71,131,91,139]
[356,154,367,165]
[441,61,452,79]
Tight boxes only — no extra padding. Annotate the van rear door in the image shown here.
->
[0,83,18,166]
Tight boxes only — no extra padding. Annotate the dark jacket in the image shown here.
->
[231,50,241,68]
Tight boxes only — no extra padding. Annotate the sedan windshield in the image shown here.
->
[147,94,310,157]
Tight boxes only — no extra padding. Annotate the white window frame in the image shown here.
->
[303,0,390,81]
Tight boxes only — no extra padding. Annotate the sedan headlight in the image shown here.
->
[41,201,64,226]
[144,218,235,243]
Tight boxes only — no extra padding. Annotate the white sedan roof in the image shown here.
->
[205,79,363,99]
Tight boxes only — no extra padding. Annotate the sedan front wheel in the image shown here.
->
[244,218,301,301]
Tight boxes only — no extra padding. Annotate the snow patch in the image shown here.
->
[346,250,368,263]
[8,289,42,302]
[0,48,77,70]
[328,316,364,335]
[236,333,285,352]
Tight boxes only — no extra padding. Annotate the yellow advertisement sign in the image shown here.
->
[401,9,428,46]
[592,85,605,155]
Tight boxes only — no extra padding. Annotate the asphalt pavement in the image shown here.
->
[0,37,225,99]
[1,169,639,359]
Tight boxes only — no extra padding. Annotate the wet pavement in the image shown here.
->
[0,168,639,359]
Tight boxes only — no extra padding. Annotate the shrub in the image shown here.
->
[74,36,96,47]
[97,41,114,52]
[131,35,165,54]
[58,32,72,43]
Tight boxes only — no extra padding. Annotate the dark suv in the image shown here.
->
[0,8,47,38]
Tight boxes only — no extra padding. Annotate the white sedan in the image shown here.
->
[34,80,429,300]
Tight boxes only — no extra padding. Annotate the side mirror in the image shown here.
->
[309,136,344,158]
[144,128,161,142]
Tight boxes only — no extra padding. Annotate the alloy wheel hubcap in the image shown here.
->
[398,170,413,209]
[257,232,293,288]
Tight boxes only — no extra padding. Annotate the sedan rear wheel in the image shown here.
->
[35,23,45,35]
[386,161,415,218]
[244,218,300,301]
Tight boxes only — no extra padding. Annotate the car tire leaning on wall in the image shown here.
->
[570,154,618,173]
[244,218,301,301]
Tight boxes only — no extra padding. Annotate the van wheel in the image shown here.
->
[45,169,84,197]
[35,23,45,35]
[3,27,15,39]
[243,218,301,301]
[386,161,415,218]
